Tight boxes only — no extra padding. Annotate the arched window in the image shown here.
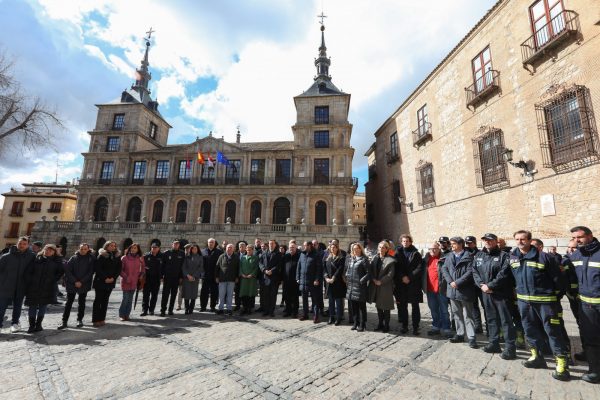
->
[126,197,142,222]
[315,201,327,225]
[152,200,164,222]
[249,200,262,223]
[225,200,236,223]
[200,200,211,223]
[93,197,109,222]
[176,200,187,223]
[273,197,290,224]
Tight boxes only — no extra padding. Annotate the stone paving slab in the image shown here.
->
[0,289,597,399]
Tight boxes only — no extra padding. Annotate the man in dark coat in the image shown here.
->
[141,242,163,316]
[394,234,423,334]
[160,240,185,316]
[472,233,516,359]
[259,239,283,317]
[442,237,478,349]
[297,241,323,322]
[200,238,222,312]
[282,242,301,317]
[0,237,36,333]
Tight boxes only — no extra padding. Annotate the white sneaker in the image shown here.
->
[10,323,20,333]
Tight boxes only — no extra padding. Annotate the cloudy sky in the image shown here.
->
[0,0,497,208]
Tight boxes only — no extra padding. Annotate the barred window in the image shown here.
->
[416,163,435,206]
[315,106,329,124]
[536,85,599,171]
[314,131,330,148]
[472,128,509,189]
[106,137,120,152]
[391,179,401,213]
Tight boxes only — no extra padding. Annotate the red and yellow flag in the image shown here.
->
[197,152,205,164]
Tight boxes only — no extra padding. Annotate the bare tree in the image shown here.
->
[0,50,63,154]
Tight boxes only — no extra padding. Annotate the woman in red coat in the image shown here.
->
[118,243,145,321]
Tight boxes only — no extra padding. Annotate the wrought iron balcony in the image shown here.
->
[521,10,580,68]
[386,150,399,165]
[412,122,432,148]
[465,70,501,109]
[47,208,62,213]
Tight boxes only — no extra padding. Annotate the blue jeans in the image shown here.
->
[427,291,450,332]
[0,295,24,326]
[28,304,47,320]
[218,282,235,311]
[119,290,135,318]
[327,287,344,320]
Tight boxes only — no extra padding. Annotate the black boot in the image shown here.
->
[57,321,68,330]
[375,309,384,331]
[34,316,44,332]
[27,317,36,333]
[582,346,600,384]
[383,311,390,333]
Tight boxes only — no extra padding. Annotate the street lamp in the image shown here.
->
[398,196,413,212]
[501,148,537,177]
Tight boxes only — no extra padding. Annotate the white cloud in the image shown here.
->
[0,0,498,209]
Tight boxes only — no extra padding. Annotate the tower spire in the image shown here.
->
[132,28,154,100]
[315,13,331,81]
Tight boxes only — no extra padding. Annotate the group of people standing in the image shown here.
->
[0,226,598,385]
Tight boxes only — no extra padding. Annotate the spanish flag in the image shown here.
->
[197,151,205,164]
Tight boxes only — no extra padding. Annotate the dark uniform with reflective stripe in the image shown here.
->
[509,246,567,355]
[569,239,600,353]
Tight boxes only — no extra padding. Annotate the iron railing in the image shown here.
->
[521,10,580,67]
[412,122,432,148]
[465,70,501,109]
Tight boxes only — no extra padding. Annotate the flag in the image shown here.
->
[197,152,205,164]
[217,151,229,166]
[206,153,215,170]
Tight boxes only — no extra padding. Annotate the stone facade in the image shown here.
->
[1,182,77,248]
[353,192,367,240]
[366,0,600,250]
[33,24,360,253]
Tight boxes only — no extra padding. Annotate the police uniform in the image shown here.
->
[160,248,185,314]
[510,246,570,380]
[569,238,600,383]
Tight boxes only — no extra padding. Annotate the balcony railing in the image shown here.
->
[465,70,501,109]
[313,175,330,185]
[176,178,191,185]
[154,178,168,185]
[386,150,399,165]
[412,122,432,148]
[9,212,23,217]
[521,10,580,68]
[47,208,62,213]
[131,178,145,185]
[3,231,19,238]
[274,176,291,185]
[27,207,42,212]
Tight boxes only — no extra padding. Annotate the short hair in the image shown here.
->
[18,236,29,243]
[378,240,390,250]
[399,234,413,242]
[513,230,532,240]
[531,238,544,247]
[570,226,593,235]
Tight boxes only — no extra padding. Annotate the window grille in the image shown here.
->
[472,128,509,189]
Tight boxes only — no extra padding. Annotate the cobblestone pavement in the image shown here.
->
[1,290,598,399]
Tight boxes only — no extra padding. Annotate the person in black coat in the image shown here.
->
[297,241,323,322]
[394,234,423,334]
[324,243,347,325]
[442,237,478,348]
[200,238,222,312]
[259,240,283,317]
[472,233,516,359]
[0,237,35,332]
[345,243,370,331]
[282,242,301,317]
[58,243,95,329]
[141,242,163,316]
[92,241,122,327]
[25,244,64,333]
[160,240,185,316]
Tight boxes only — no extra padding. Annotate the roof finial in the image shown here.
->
[132,28,154,102]
[314,12,331,81]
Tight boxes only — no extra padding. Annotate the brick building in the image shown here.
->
[365,0,600,249]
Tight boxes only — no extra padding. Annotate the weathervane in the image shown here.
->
[318,12,327,26]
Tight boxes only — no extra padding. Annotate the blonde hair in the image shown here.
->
[351,242,365,256]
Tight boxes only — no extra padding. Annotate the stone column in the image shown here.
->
[239,194,246,225]
[214,193,220,224]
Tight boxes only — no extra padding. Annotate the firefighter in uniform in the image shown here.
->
[510,230,569,381]
[569,226,600,384]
